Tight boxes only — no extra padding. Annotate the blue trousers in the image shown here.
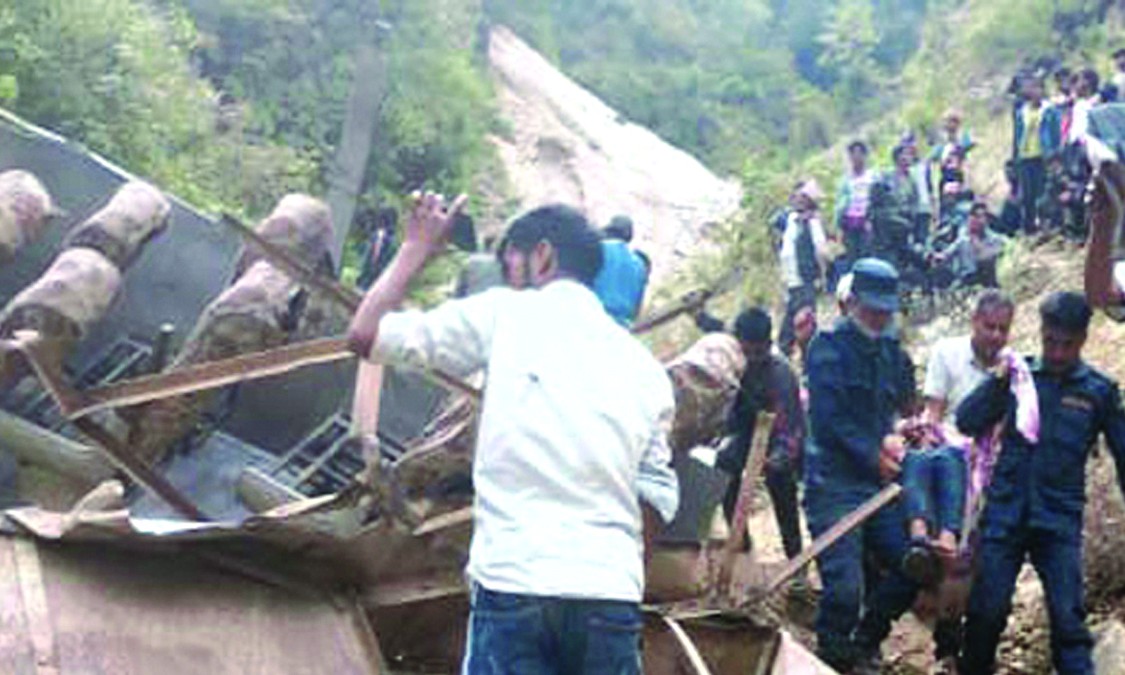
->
[901,446,967,536]
[804,488,920,671]
[960,527,1093,675]
[462,583,642,675]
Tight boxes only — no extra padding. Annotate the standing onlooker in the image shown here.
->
[957,292,1125,675]
[778,180,828,356]
[871,145,920,276]
[906,142,935,246]
[1111,49,1125,101]
[592,215,650,327]
[835,141,878,265]
[1013,75,1063,235]
[356,207,398,290]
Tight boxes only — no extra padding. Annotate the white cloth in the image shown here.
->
[1068,95,1100,144]
[373,280,678,602]
[779,212,827,289]
[923,335,992,427]
[911,163,933,213]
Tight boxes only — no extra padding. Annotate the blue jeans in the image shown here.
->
[463,583,643,675]
[901,446,967,536]
[804,488,919,671]
[960,527,1093,674]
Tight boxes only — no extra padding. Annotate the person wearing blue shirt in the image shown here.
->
[592,215,649,327]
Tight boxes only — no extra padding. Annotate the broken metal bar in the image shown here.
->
[71,417,210,521]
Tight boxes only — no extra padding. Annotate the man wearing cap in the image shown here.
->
[779,180,828,356]
[804,258,919,671]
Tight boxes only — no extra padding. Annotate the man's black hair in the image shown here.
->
[500,204,604,287]
[1080,67,1100,92]
[975,288,1014,316]
[733,307,772,343]
[1040,291,1092,334]
[970,201,990,216]
[847,140,868,154]
[604,215,634,242]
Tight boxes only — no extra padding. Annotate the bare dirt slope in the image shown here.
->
[487,26,743,286]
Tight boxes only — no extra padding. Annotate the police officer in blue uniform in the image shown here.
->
[957,292,1125,675]
[805,258,920,671]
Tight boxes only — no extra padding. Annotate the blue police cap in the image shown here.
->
[851,258,899,312]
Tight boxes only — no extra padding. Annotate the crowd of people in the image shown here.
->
[772,49,1125,353]
[335,47,1125,675]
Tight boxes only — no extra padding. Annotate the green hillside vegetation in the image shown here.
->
[2,0,1123,318]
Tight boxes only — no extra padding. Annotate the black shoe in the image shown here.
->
[902,540,941,587]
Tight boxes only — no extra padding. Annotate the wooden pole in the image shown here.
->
[760,483,903,596]
[0,408,113,482]
[661,616,714,675]
[716,412,774,597]
[70,417,208,521]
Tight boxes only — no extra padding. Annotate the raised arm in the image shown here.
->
[347,192,467,357]
[1085,169,1124,310]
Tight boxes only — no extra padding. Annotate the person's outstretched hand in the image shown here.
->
[879,434,905,482]
[401,191,469,261]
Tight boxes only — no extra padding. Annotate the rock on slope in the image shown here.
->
[487,26,743,285]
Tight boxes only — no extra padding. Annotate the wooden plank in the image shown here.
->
[12,538,58,675]
[349,597,390,674]
[0,538,36,673]
[761,483,902,596]
[632,290,713,335]
[363,570,467,609]
[412,507,473,537]
[63,338,354,419]
[236,467,303,514]
[717,412,774,597]
[666,483,904,622]
[0,408,113,482]
[71,418,209,522]
[220,213,362,312]
[351,361,384,439]
[661,616,715,675]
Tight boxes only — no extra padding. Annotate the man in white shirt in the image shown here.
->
[348,196,678,675]
[778,180,828,355]
[923,290,1015,428]
[900,290,1015,669]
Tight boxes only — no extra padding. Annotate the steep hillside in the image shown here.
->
[487,26,743,285]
